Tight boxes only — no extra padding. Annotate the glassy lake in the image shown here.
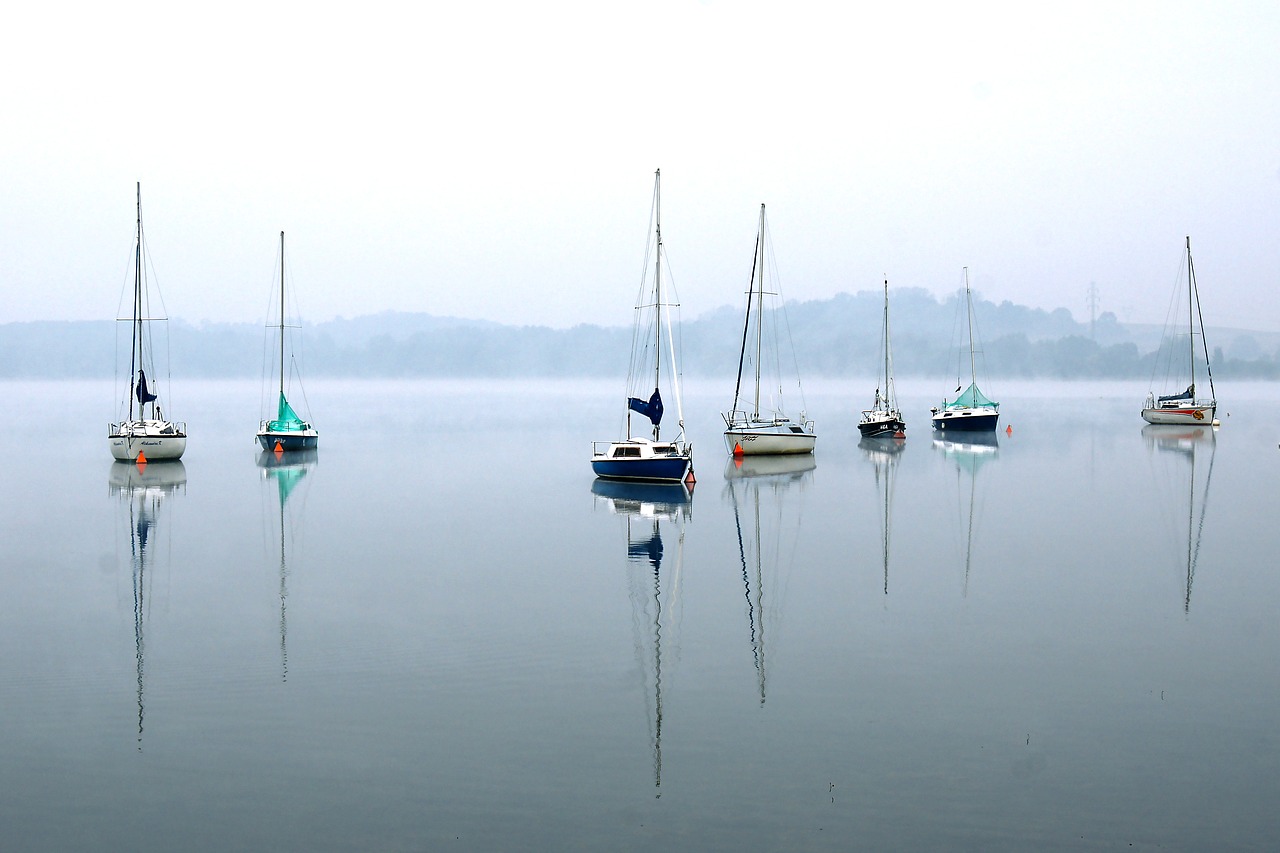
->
[3,378,1279,851]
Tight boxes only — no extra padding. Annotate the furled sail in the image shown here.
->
[135,369,158,404]
[628,388,664,426]
[946,382,998,410]
[267,393,310,432]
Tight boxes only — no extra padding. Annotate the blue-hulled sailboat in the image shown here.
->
[257,232,318,452]
[591,169,694,483]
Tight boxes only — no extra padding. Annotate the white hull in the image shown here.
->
[1141,404,1215,425]
[109,420,187,461]
[724,421,816,455]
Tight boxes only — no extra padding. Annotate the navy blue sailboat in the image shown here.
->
[592,170,694,483]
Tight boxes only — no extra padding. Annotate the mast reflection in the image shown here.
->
[257,449,318,681]
[723,454,814,706]
[1142,424,1216,612]
[109,459,186,751]
[859,436,904,595]
[933,433,999,596]
[591,479,692,797]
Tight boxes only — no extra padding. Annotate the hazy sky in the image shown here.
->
[2,1,1277,330]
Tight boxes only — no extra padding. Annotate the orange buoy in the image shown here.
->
[135,450,147,468]
[1005,425,1013,436]
[274,439,284,455]
[685,468,697,485]
[733,442,744,457]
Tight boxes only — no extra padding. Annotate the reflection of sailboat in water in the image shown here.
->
[1142,424,1216,612]
[933,433,999,595]
[109,459,186,750]
[723,454,813,706]
[591,480,690,797]
[258,449,318,681]
[859,436,904,595]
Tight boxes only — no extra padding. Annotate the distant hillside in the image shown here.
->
[3,292,1279,379]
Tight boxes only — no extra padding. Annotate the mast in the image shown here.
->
[1187,236,1216,403]
[654,174,663,439]
[964,267,977,389]
[882,278,891,408]
[753,204,765,416]
[279,232,286,400]
[129,183,143,421]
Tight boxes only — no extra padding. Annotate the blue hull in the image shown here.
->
[592,457,690,482]
[258,432,319,452]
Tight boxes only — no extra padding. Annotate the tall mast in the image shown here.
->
[1187,236,1195,391]
[129,182,143,421]
[882,278,891,402]
[279,231,286,398]
[653,169,662,440]
[753,204,765,416]
[964,267,977,387]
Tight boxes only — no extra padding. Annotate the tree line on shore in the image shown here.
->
[4,287,1278,379]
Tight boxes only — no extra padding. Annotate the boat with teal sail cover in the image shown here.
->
[931,268,999,432]
[258,231,318,452]
[591,169,694,483]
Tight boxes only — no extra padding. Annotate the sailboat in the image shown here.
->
[859,278,906,438]
[1142,424,1216,612]
[109,458,187,749]
[109,184,187,461]
[592,170,694,483]
[1142,237,1218,425]
[931,268,999,432]
[723,204,816,456]
[257,231,318,452]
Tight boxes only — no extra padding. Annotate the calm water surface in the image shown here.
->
[3,378,1278,851]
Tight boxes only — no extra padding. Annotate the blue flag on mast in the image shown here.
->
[628,388,664,426]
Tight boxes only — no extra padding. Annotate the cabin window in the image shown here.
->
[612,446,641,458]
[789,426,804,433]
[653,445,673,454]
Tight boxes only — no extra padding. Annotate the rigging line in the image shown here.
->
[731,230,761,415]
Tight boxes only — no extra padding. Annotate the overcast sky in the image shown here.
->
[2,1,1277,331]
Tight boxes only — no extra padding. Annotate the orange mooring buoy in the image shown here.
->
[733,442,744,457]
[1006,425,1013,436]
[274,439,284,455]
[135,450,148,468]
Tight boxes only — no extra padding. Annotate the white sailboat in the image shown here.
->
[1142,237,1218,425]
[109,184,187,461]
[257,231,319,452]
[859,278,906,438]
[592,169,694,483]
[723,204,815,456]
[931,268,999,432]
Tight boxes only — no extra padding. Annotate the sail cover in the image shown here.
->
[267,392,310,432]
[946,382,998,410]
[1158,384,1194,404]
[628,388,664,426]
[135,369,158,404]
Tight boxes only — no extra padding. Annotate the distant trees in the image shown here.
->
[4,293,1279,379]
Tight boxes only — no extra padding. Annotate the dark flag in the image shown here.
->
[136,369,158,404]
[627,387,664,426]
